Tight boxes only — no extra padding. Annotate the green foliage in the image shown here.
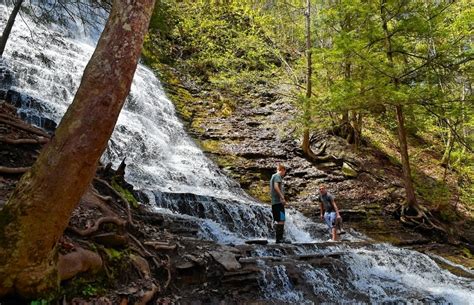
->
[143,1,282,92]
[104,247,124,261]
[61,276,107,299]
[80,284,100,297]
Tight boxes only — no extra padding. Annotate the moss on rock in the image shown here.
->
[111,179,139,209]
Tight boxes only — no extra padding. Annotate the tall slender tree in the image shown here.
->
[301,0,318,159]
[380,0,417,208]
[0,0,156,298]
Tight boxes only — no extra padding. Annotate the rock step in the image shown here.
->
[238,252,343,264]
[256,240,375,248]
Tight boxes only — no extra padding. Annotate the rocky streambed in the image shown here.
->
[158,66,474,270]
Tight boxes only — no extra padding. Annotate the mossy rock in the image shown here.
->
[248,181,270,203]
[341,162,358,177]
[201,140,221,153]
[111,179,139,209]
[215,154,247,169]
[221,103,233,117]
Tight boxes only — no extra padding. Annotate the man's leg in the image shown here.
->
[277,206,286,243]
[324,212,337,241]
[330,212,337,241]
[324,212,332,240]
[275,221,284,243]
[272,204,285,243]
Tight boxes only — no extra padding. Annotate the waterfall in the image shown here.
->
[0,1,314,244]
[1,3,473,303]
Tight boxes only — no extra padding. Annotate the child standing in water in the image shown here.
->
[318,184,342,241]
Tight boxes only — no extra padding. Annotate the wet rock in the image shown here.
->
[2,89,57,133]
[175,261,195,269]
[340,209,367,221]
[209,250,241,271]
[183,254,205,266]
[222,267,261,285]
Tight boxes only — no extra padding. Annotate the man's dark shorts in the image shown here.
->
[272,204,285,222]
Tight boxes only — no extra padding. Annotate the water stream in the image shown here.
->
[1,3,472,303]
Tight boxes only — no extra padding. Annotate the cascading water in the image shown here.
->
[0,1,313,244]
[1,3,473,303]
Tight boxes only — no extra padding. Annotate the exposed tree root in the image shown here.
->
[91,187,114,203]
[0,136,49,145]
[400,205,448,235]
[128,233,162,272]
[0,166,30,174]
[130,254,151,280]
[69,216,126,236]
[163,254,172,290]
[82,186,117,217]
[58,247,103,281]
[0,116,50,138]
[94,177,133,224]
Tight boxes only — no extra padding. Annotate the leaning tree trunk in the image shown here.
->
[0,0,155,298]
[0,0,24,57]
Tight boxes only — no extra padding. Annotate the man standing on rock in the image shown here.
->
[270,164,288,243]
[318,184,341,241]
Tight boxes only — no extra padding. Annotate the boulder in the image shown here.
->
[342,162,358,177]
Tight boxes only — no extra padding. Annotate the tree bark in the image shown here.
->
[395,105,417,206]
[440,122,453,167]
[0,0,24,57]
[381,0,417,207]
[302,0,317,160]
[349,110,362,150]
[0,0,155,298]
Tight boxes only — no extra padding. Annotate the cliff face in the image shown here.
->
[156,65,474,269]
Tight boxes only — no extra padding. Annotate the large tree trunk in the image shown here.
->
[0,0,24,57]
[302,0,317,159]
[0,0,155,298]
